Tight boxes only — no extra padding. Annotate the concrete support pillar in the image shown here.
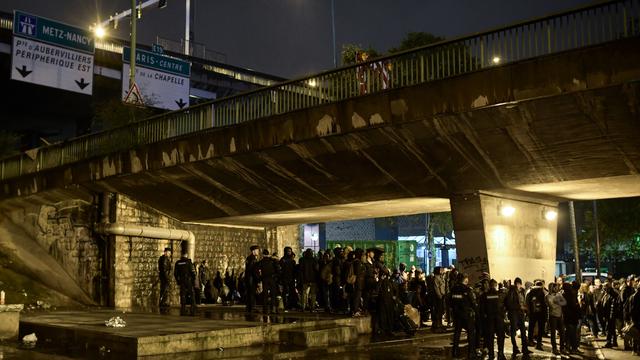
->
[450,192,558,285]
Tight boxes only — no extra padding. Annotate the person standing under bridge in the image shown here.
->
[245,245,260,313]
[174,251,197,316]
[158,247,172,313]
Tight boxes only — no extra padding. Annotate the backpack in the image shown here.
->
[531,295,544,313]
[346,262,357,285]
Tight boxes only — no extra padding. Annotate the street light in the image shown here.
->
[93,25,106,39]
[96,0,176,99]
[544,209,558,221]
[499,204,516,217]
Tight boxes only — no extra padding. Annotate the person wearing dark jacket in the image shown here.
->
[257,249,279,313]
[207,270,222,304]
[223,269,235,305]
[408,269,429,325]
[562,282,582,354]
[451,273,478,359]
[622,276,636,351]
[244,245,260,313]
[526,281,548,350]
[331,248,345,312]
[481,279,507,360]
[371,249,395,335]
[630,284,640,356]
[174,252,197,316]
[198,260,209,304]
[603,282,621,348]
[213,271,223,293]
[279,247,297,310]
[342,251,356,313]
[505,277,532,356]
[350,248,366,317]
[363,248,377,314]
[299,248,319,311]
[158,247,172,313]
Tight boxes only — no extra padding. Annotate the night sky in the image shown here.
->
[2,0,593,78]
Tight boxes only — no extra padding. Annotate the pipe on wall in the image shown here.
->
[95,223,195,260]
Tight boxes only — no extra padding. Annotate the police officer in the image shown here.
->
[174,251,196,316]
[279,247,297,310]
[257,249,278,313]
[245,245,260,313]
[474,273,490,353]
[158,247,172,313]
[481,279,507,360]
[451,272,478,359]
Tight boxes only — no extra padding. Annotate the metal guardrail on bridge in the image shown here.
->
[1,0,639,181]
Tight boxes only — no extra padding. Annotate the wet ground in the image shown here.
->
[0,332,598,360]
[1,305,603,360]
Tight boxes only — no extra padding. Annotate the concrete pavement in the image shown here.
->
[0,306,613,359]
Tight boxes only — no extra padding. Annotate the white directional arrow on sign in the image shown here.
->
[11,37,94,95]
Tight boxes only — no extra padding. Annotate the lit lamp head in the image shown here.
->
[492,56,501,64]
[499,204,515,217]
[544,209,558,221]
[93,25,106,39]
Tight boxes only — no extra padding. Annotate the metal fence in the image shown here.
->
[156,36,228,63]
[2,0,639,181]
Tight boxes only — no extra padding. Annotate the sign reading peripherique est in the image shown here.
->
[10,10,95,95]
[122,46,191,111]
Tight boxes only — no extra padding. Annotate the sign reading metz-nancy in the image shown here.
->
[11,10,94,95]
[122,46,191,110]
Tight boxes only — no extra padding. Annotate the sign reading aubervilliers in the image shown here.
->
[10,10,94,95]
[122,47,191,110]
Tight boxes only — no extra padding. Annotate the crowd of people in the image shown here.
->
[159,245,640,359]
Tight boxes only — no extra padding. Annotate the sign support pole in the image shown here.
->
[185,0,190,55]
[130,0,137,88]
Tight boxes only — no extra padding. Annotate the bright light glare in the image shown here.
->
[94,26,106,38]
[492,56,501,64]
[500,205,516,217]
[307,79,318,87]
[544,210,558,221]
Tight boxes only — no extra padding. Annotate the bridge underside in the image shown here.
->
[1,38,639,226]
[84,82,640,225]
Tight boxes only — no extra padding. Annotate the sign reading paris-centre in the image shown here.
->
[10,10,95,95]
[122,46,191,110]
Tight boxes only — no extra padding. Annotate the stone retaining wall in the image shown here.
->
[113,195,301,309]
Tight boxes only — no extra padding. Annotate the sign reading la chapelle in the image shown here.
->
[122,46,191,110]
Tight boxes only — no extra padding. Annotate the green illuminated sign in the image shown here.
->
[13,10,95,54]
[123,47,191,77]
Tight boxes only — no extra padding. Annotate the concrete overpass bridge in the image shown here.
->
[1,0,639,288]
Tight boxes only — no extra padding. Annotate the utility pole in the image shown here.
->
[568,201,581,283]
[184,0,191,55]
[129,0,137,88]
[593,200,601,278]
